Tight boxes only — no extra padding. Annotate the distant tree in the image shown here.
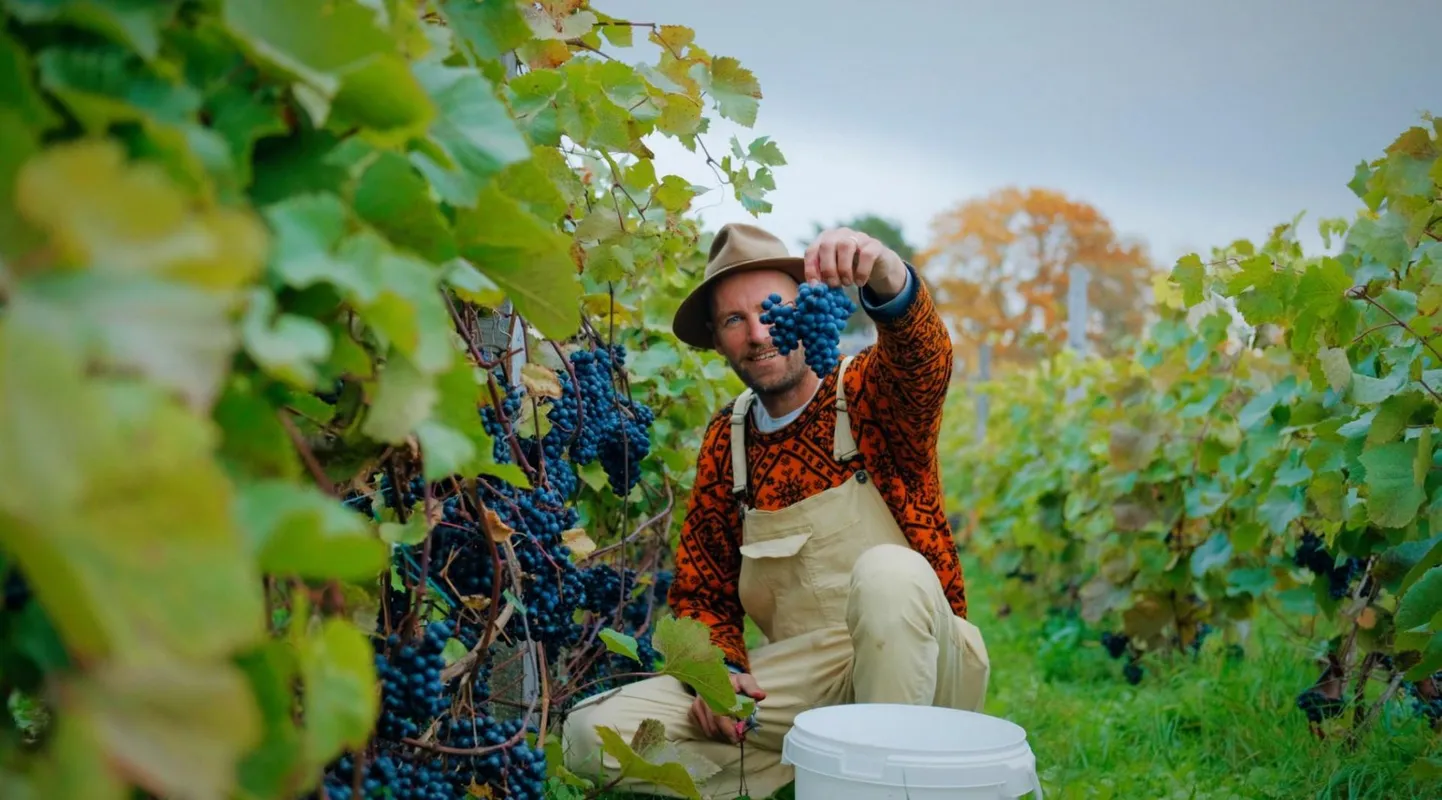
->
[802,214,919,341]
[914,187,1157,371]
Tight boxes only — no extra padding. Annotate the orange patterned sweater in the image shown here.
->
[667,269,965,672]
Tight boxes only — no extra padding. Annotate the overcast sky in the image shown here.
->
[598,0,1436,267]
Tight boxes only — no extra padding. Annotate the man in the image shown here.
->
[562,223,989,799]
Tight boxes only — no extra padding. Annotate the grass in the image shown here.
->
[582,579,1442,800]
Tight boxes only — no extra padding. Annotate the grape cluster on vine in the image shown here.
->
[1293,531,1366,600]
[760,283,856,377]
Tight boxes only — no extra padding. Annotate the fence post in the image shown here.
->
[472,50,540,718]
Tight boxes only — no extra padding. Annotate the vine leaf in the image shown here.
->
[598,628,640,662]
[1396,566,1442,634]
[222,0,433,137]
[699,56,761,127]
[594,722,705,800]
[363,351,437,444]
[240,288,333,390]
[652,615,753,718]
[298,619,379,772]
[236,480,387,582]
[0,330,267,664]
[12,272,245,412]
[455,183,581,341]
[410,61,532,208]
[5,0,181,60]
[69,658,261,800]
[436,0,532,62]
[1359,439,1428,528]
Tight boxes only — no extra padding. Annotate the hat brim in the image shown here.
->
[671,256,807,350]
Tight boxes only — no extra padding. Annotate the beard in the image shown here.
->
[728,346,809,397]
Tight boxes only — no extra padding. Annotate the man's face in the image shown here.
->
[709,269,810,396]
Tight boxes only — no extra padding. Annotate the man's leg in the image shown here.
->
[844,543,990,710]
[561,626,854,800]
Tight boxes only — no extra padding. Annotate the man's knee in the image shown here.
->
[849,543,933,594]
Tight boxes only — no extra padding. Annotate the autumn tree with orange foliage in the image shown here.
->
[915,187,1158,371]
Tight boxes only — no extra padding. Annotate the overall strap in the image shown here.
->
[833,356,859,461]
[730,388,756,497]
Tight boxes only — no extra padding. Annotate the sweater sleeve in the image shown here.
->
[857,264,954,474]
[666,409,751,671]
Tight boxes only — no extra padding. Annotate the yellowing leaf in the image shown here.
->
[562,527,597,560]
[72,659,261,800]
[521,363,563,398]
[15,138,267,287]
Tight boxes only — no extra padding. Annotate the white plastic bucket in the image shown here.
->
[781,704,1042,799]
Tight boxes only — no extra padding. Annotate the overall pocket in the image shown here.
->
[738,524,817,643]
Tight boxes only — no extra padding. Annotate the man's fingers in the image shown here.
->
[834,237,859,286]
[815,237,839,287]
[855,240,882,287]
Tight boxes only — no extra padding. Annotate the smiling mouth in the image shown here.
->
[748,350,779,363]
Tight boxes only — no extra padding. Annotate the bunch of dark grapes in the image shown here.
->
[1293,531,1365,600]
[374,621,453,741]
[1122,661,1143,686]
[760,283,856,377]
[319,751,476,800]
[1101,631,1130,659]
[1296,687,1345,724]
[435,715,547,800]
[597,398,654,496]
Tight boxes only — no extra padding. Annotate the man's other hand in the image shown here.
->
[689,671,766,744]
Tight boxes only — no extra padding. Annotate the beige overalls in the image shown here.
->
[562,357,990,799]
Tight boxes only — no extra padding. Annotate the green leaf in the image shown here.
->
[1396,566,1442,633]
[10,272,244,411]
[654,174,698,213]
[355,238,455,374]
[1190,533,1233,577]
[1359,439,1427,528]
[1170,254,1206,306]
[6,0,181,60]
[0,333,267,664]
[236,480,387,582]
[14,137,268,288]
[379,518,429,547]
[1369,391,1424,445]
[71,659,261,800]
[1403,632,1442,681]
[353,150,457,262]
[594,724,704,800]
[652,615,751,717]
[1351,368,1407,405]
[437,0,533,61]
[454,183,581,340]
[699,56,761,127]
[409,61,531,207]
[299,619,378,769]
[240,288,333,389]
[0,29,63,131]
[362,350,438,444]
[598,628,641,662]
[1347,210,1410,268]
[1317,347,1351,393]
[223,0,434,137]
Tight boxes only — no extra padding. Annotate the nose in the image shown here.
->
[746,314,771,346]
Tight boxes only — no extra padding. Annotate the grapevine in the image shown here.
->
[943,113,1442,754]
[0,1,774,798]
[761,283,857,377]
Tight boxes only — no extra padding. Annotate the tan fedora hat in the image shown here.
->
[672,222,807,349]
